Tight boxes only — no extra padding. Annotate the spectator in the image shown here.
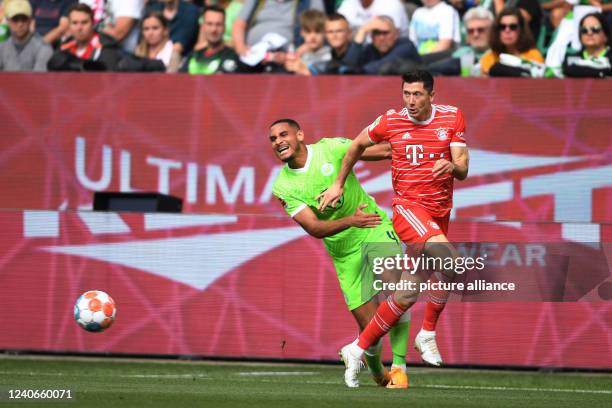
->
[95,0,144,53]
[480,7,544,76]
[30,0,76,45]
[562,12,612,77]
[285,9,331,75]
[0,0,52,71]
[182,5,239,74]
[409,0,461,55]
[48,3,121,71]
[195,0,243,50]
[490,0,542,41]
[338,0,410,38]
[344,15,421,74]
[232,0,324,57]
[427,6,494,76]
[544,3,600,76]
[145,0,199,57]
[311,12,353,74]
[134,11,173,67]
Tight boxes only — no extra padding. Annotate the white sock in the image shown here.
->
[349,339,365,358]
[419,328,436,336]
[391,363,407,372]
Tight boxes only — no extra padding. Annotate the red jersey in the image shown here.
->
[367,104,467,217]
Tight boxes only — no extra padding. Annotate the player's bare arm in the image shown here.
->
[293,204,381,239]
[317,128,373,211]
[432,146,469,180]
[360,142,392,161]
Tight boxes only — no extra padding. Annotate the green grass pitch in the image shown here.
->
[0,356,610,407]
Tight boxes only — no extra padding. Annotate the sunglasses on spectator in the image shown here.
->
[372,30,391,36]
[580,26,603,35]
[500,23,519,31]
[467,27,488,35]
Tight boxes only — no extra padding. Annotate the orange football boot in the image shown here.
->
[386,367,409,389]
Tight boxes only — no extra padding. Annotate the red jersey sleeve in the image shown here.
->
[450,108,467,147]
[366,113,390,143]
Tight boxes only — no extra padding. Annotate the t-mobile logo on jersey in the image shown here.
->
[405,144,445,165]
[406,144,424,165]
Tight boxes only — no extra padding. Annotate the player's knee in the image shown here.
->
[393,292,416,309]
[424,241,459,278]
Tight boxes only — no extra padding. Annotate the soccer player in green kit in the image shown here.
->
[269,118,410,388]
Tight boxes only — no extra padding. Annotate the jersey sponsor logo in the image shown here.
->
[321,162,335,177]
[437,129,449,141]
[405,144,424,165]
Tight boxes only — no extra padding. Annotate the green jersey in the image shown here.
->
[272,138,387,256]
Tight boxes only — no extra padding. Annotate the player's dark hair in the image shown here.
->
[269,118,301,130]
[402,70,434,93]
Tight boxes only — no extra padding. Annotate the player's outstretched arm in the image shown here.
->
[360,142,391,161]
[318,128,373,211]
[294,204,381,239]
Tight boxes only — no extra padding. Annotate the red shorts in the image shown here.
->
[392,204,449,244]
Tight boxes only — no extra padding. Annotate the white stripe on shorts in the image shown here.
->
[397,205,426,236]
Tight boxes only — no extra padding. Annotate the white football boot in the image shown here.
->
[414,329,443,367]
[339,342,364,388]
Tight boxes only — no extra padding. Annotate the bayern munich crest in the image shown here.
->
[437,129,449,141]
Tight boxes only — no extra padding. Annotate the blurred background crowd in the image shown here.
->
[0,0,609,77]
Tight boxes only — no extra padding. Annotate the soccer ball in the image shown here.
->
[74,290,117,332]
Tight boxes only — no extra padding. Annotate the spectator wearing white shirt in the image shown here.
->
[409,0,461,55]
[338,0,410,38]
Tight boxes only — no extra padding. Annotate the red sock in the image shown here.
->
[357,297,408,349]
[422,273,450,331]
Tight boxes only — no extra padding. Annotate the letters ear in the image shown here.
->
[429,90,435,102]
[297,129,305,142]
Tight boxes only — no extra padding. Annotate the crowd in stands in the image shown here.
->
[0,0,610,77]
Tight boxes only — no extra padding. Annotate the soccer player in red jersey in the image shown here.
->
[319,70,470,382]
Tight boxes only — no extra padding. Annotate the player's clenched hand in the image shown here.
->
[350,204,382,228]
[432,159,454,178]
[317,183,344,212]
